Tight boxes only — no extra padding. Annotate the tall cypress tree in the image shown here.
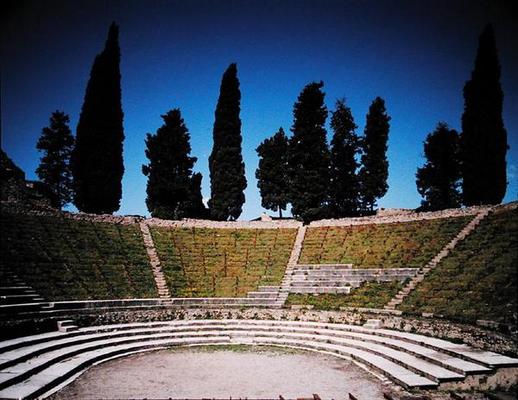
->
[358,97,390,213]
[460,24,507,205]
[287,81,330,223]
[71,22,124,214]
[256,127,289,218]
[35,111,75,209]
[329,99,360,217]
[142,109,206,220]
[208,63,247,221]
[416,123,462,211]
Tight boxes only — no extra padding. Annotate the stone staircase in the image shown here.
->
[0,319,516,399]
[0,271,55,316]
[289,265,418,294]
[384,208,491,311]
[0,273,45,306]
[275,225,307,305]
[139,222,171,299]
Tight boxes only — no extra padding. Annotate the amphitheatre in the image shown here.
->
[1,157,517,399]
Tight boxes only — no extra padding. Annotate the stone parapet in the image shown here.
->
[309,205,493,227]
[145,217,302,229]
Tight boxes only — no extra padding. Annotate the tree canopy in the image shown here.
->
[329,99,360,217]
[358,97,390,213]
[35,111,75,209]
[208,63,247,221]
[71,22,124,214]
[287,81,330,223]
[142,109,206,219]
[416,123,462,211]
[256,127,289,218]
[460,24,507,205]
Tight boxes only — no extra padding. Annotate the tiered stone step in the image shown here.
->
[1,294,288,319]
[363,319,383,329]
[289,267,417,294]
[170,297,279,307]
[290,286,353,294]
[295,263,354,270]
[1,319,516,399]
[56,320,78,333]
[0,274,47,312]
[385,209,491,310]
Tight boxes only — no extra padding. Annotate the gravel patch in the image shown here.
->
[48,345,387,399]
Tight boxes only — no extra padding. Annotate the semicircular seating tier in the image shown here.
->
[0,319,517,399]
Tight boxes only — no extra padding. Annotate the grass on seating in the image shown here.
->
[286,281,403,310]
[0,212,157,300]
[299,216,471,268]
[151,227,297,297]
[399,208,518,325]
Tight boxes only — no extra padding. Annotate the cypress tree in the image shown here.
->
[329,99,360,217]
[208,63,247,221]
[142,109,206,220]
[460,24,507,205]
[35,111,75,209]
[287,81,330,223]
[358,97,390,213]
[71,22,124,214]
[185,172,208,219]
[256,127,289,218]
[416,123,462,211]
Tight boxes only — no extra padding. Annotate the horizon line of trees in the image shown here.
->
[256,86,390,223]
[33,22,508,221]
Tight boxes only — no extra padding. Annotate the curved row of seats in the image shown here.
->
[0,319,516,399]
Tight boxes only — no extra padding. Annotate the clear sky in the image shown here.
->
[2,0,517,219]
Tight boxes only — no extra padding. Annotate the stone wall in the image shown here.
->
[309,205,494,227]
[145,217,302,229]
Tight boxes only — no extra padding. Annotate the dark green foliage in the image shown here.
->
[460,24,507,206]
[208,63,247,221]
[358,97,390,213]
[35,111,75,209]
[256,127,289,218]
[416,123,461,211]
[71,22,124,214]
[287,81,330,223]
[142,109,207,219]
[329,99,360,217]
[186,172,208,219]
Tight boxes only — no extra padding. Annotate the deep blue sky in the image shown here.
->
[2,0,517,219]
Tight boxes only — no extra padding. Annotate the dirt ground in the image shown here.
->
[47,345,389,399]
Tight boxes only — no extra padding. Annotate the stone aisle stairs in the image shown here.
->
[0,271,54,315]
[384,208,491,311]
[274,225,307,305]
[0,319,516,399]
[139,222,171,299]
